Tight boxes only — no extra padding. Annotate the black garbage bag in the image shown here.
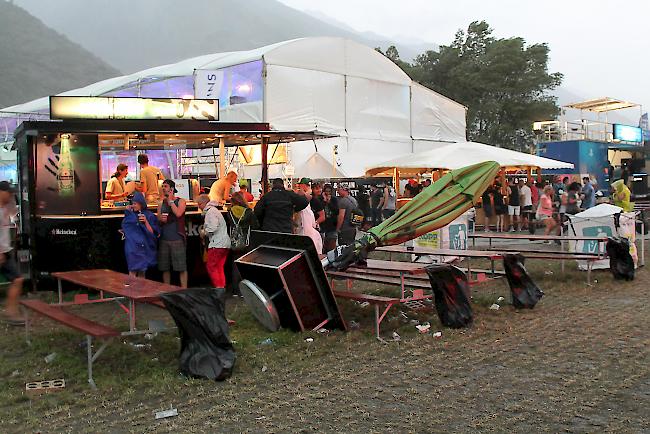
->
[425,264,473,328]
[160,288,236,381]
[325,233,379,271]
[606,237,635,281]
[503,254,544,309]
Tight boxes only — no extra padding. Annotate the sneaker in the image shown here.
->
[509,227,515,232]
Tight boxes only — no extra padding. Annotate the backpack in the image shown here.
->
[345,197,364,226]
[228,211,250,252]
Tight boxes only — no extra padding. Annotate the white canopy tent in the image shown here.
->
[365,141,574,176]
[1,37,467,179]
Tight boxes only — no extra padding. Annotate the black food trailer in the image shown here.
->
[14,117,329,289]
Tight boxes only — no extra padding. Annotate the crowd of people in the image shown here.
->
[0,162,639,325]
[480,175,601,237]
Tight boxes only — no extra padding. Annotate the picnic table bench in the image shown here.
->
[21,269,186,388]
[21,299,120,389]
[327,259,432,339]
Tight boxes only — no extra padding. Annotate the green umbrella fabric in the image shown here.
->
[327,161,501,270]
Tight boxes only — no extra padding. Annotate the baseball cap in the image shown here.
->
[297,177,311,185]
[162,179,178,193]
[0,181,15,193]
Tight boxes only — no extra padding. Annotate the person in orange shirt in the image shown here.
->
[238,183,254,203]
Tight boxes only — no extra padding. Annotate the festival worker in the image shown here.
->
[157,179,188,288]
[137,154,163,203]
[209,170,238,205]
[0,182,23,326]
[197,194,230,289]
[105,163,129,200]
[121,192,159,277]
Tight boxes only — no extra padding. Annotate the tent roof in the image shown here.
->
[365,141,574,176]
[570,203,623,218]
[1,37,411,116]
[293,152,346,179]
[563,97,640,113]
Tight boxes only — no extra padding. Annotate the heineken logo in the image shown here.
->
[51,229,77,236]
[185,221,203,237]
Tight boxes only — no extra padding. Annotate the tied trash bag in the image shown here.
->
[425,264,473,328]
[606,237,635,281]
[160,288,235,381]
[503,254,544,309]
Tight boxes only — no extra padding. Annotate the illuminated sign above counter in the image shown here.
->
[612,123,643,144]
[50,96,219,121]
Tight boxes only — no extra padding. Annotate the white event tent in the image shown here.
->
[0,37,468,179]
[366,141,574,176]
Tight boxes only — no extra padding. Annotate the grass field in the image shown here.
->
[1,246,649,433]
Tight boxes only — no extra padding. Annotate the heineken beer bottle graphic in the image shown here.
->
[57,134,75,196]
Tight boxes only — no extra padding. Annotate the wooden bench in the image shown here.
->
[21,299,119,389]
[332,290,402,340]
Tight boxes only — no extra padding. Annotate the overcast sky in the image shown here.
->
[279,0,649,120]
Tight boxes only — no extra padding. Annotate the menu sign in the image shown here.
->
[50,96,219,121]
[36,134,100,215]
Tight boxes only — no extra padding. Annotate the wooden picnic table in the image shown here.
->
[468,232,609,248]
[22,269,186,388]
[376,245,514,278]
[52,269,184,333]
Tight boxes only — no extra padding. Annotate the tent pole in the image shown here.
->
[261,136,269,194]
[394,167,400,199]
[219,138,225,178]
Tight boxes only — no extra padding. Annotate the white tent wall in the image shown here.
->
[410,82,466,142]
[265,65,345,134]
[345,77,411,141]
[339,137,413,177]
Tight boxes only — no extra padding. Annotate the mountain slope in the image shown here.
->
[0,1,120,108]
[14,0,436,73]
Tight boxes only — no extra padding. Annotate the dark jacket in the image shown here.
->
[253,188,309,233]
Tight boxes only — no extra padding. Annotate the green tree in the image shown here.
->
[410,21,562,151]
[376,45,413,74]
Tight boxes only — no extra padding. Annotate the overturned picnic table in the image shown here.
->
[21,269,185,388]
[327,259,432,339]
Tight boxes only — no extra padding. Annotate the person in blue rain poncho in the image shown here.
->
[121,192,159,277]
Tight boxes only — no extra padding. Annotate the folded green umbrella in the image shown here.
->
[326,161,501,270]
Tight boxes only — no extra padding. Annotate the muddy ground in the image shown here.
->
[1,247,649,433]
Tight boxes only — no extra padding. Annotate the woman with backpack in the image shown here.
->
[196,194,230,289]
[228,191,259,290]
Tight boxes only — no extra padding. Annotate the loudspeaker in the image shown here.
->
[236,231,346,332]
